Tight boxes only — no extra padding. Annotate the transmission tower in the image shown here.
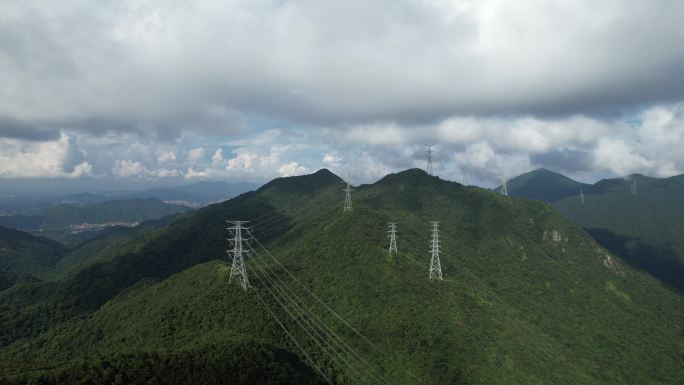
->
[500,173,508,196]
[631,178,637,195]
[428,221,443,280]
[461,167,468,186]
[387,222,398,254]
[580,188,585,204]
[226,220,251,290]
[426,145,434,176]
[342,177,354,212]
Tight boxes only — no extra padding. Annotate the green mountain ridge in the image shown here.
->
[506,169,684,291]
[0,169,682,384]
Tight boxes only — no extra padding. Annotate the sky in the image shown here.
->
[1,0,683,189]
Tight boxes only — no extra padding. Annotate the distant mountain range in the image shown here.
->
[1,168,681,384]
[0,181,261,216]
[56,181,261,207]
[504,168,684,291]
[0,198,191,230]
[0,198,192,248]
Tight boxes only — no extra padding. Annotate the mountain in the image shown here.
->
[0,198,192,247]
[506,169,684,291]
[0,169,682,384]
[502,168,589,203]
[129,181,262,204]
[0,225,68,281]
[554,173,684,291]
[40,198,192,227]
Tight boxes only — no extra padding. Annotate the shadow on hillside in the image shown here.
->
[585,228,684,293]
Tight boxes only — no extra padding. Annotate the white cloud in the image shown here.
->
[111,160,147,178]
[0,133,93,178]
[187,147,205,163]
[323,152,342,167]
[157,150,176,163]
[226,151,258,171]
[67,162,94,178]
[112,159,181,178]
[278,162,309,177]
[185,166,209,179]
[211,148,224,167]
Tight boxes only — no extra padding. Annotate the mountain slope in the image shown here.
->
[0,226,67,280]
[554,173,684,291]
[0,169,682,384]
[505,170,684,291]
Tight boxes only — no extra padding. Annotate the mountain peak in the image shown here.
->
[257,168,343,196]
[506,168,585,203]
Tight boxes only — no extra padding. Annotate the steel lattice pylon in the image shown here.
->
[388,222,398,254]
[429,221,442,280]
[226,220,250,290]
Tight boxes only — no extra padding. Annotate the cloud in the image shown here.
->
[187,147,205,163]
[1,0,683,142]
[323,152,342,167]
[0,118,60,141]
[0,132,93,178]
[112,159,181,178]
[278,162,309,177]
[111,160,147,178]
[592,139,654,176]
[211,148,224,167]
[1,1,684,185]
[157,150,176,164]
[0,101,683,187]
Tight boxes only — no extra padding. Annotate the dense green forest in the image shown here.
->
[0,343,325,385]
[507,168,684,291]
[0,169,682,384]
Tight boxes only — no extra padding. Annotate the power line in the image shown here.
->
[429,221,442,280]
[247,232,386,383]
[250,259,369,383]
[247,229,425,385]
[250,256,382,384]
[252,287,334,385]
[248,230,384,354]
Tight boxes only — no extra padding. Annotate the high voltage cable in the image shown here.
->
[249,251,385,384]
[247,229,425,385]
[249,257,378,384]
[251,282,335,385]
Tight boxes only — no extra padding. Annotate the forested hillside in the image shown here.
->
[506,169,684,291]
[0,169,682,384]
